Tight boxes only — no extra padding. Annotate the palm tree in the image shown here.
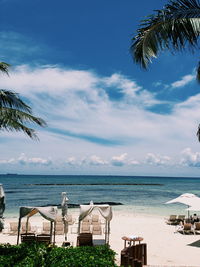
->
[0,62,46,139]
[131,0,200,141]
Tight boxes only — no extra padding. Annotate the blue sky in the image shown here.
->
[1,0,200,176]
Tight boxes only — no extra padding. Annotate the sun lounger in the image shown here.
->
[9,222,18,235]
[81,223,90,233]
[21,222,32,233]
[66,215,75,225]
[166,215,178,225]
[194,222,200,234]
[77,233,93,246]
[36,234,51,244]
[42,222,51,234]
[21,233,36,243]
[177,215,185,223]
[55,222,64,235]
[91,215,100,225]
[178,223,194,234]
[92,224,102,235]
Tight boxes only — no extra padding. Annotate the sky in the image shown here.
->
[1,0,200,176]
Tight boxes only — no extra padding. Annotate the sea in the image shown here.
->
[0,174,199,218]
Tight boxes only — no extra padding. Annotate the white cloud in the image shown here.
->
[18,153,52,166]
[145,153,171,166]
[180,148,200,167]
[111,153,128,166]
[171,74,195,88]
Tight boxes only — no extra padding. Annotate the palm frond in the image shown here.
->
[0,62,10,75]
[131,0,200,69]
[0,89,31,112]
[0,107,47,139]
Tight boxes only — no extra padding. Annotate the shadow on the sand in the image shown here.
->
[188,239,200,248]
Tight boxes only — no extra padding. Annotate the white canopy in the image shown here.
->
[19,206,58,221]
[165,193,200,206]
[78,203,113,244]
[79,204,112,222]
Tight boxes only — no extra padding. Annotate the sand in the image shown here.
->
[1,210,200,267]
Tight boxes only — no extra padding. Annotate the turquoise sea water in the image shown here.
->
[0,175,199,217]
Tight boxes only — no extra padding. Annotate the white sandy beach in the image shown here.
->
[1,210,200,267]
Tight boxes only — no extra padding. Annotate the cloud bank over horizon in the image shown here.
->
[0,64,200,175]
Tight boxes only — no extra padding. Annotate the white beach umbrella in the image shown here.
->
[0,184,5,232]
[61,192,69,241]
[166,193,200,217]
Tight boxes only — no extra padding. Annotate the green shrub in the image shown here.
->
[0,243,117,267]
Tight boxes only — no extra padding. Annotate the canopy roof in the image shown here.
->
[165,193,200,206]
[19,206,57,221]
[79,204,112,222]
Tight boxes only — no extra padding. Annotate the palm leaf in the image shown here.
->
[0,89,31,112]
[0,62,10,75]
[131,0,200,69]
[0,107,47,139]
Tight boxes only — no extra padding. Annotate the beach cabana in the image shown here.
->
[0,184,5,232]
[61,192,69,241]
[78,203,112,244]
[17,206,57,244]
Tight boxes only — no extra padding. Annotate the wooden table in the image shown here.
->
[122,236,143,248]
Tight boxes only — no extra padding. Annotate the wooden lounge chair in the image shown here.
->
[194,222,200,234]
[166,215,178,225]
[177,215,185,223]
[178,223,194,234]
[55,222,64,235]
[66,215,75,225]
[21,222,32,233]
[77,233,93,246]
[92,224,102,235]
[42,222,51,234]
[36,234,51,244]
[21,233,36,243]
[81,223,90,233]
[9,222,18,235]
[91,215,100,225]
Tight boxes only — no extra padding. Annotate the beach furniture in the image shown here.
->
[66,214,75,225]
[21,222,32,233]
[92,224,102,235]
[120,236,147,267]
[178,223,194,234]
[55,222,64,235]
[177,215,185,223]
[77,233,93,246]
[81,223,91,233]
[194,222,200,234]
[42,222,51,234]
[21,233,36,243]
[36,234,51,244]
[166,215,178,225]
[9,222,18,235]
[91,214,100,225]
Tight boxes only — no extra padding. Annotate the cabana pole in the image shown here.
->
[53,221,56,245]
[17,218,21,245]
[50,221,53,243]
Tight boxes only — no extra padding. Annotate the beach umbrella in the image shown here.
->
[165,193,200,217]
[61,192,69,241]
[0,184,5,232]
